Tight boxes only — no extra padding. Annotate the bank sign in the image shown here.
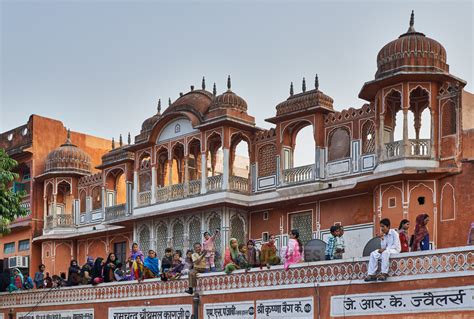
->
[331,286,474,317]
[17,309,94,319]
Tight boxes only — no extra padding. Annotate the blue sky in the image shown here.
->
[1,0,472,164]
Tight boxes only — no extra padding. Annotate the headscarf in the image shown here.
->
[12,268,23,289]
[412,214,429,251]
[132,256,144,280]
[224,238,239,266]
[246,239,258,266]
[86,256,94,267]
[103,253,119,282]
[144,251,160,276]
[130,244,144,262]
[91,257,104,279]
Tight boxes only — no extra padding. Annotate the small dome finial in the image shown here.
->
[315,74,319,91]
[227,75,231,90]
[302,77,306,93]
[112,137,115,150]
[157,99,161,113]
[119,134,123,147]
[290,82,294,96]
[190,85,194,91]
[213,82,217,96]
[65,128,71,144]
[168,98,171,106]
[128,132,131,145]
[180,92,183,97]
[202,76,206,90]
[407,10,416,33]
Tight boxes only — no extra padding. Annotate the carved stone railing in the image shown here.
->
[170,183,185,200]
[1,246,472,308]
[207,175,223,192]
[105,204,126,221]
[385,140,402,159]
[45,215,54,229]
[56,214,74,227]
[229,175,249,193]
[409,139,431,157]
[138,191,151,206]
[187,179,201,196]
[385,139,432,160]
[155,186,170,203]
[282,164,315,184]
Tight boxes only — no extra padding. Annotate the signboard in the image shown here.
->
[256,297,314,318]
[331,286,474,317]
[108,305,192,319]
[204,301,254,319]
[17,309,94,319]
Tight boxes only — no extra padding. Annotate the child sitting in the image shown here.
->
[23,274,34,290]
[365,218,401,282]
[132,255,145,282]
[236,244,251,272]
[160,248,173,281]
[166,251,184,280]
[182,250,194,275]
[114,263,130,281]
[325,226,339,260]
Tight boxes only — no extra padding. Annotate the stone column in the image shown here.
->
[52,194,57,227]
[184,156,189,195]
[133,171,138,208]
[222,148,230,190]
[430,110,435,158]
[168,160,173,186]
[403,108,410,156]
[201,152,207,194]
[43,197,48,224]
[378,116,386,161]
[151,166,157,204]
[101,186,106,220]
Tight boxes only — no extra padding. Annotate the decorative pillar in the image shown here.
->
[402,108,410,156]
[52,194,57,227]
[125,181,132,215]
[201,152,207,194]
[430,110,435,158]
[222,148,230,190]
[43,197,48,224]
[378,115,386,161]
[101,186,106,220]
[133,171,138,208]
[168,160,173,186]
[184,156,189,194]
[151,166,157,204]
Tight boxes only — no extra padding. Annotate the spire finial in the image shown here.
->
[168,98,171,106]
[302,77,306,93]
[315,74,319,91]
[112,137,115,149]
[290,82,294,96]
[227,75,231,90]
[180,92,183,97]
[128,132,131,145]
[65,128,71,144]
[190,85,194,91]
[213,82,217,96]
[119,134,123,147]
[407,10,416,33]
[202,76,206,90]
[157,99,161,113]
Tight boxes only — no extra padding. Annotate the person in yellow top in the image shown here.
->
[185,243,207,295]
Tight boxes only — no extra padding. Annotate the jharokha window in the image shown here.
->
[362,120,376,154]
[442,100,456,136]
[328,127,351,161]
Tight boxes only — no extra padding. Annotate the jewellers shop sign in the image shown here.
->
[17,309,94,319]
[108,305,192,319]
[256,297,314,318]
[331,286,474,317]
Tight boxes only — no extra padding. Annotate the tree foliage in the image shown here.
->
[0,148,29,234]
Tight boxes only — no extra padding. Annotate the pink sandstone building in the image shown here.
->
[1,12,474,319]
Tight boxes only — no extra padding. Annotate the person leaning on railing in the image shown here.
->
[185,243,207,295]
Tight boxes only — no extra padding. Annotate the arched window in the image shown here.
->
[155,223,168,256]
[442,101,456,136]
[328,127,351,161]
[361,120,376,154]
[230,214,245,245]
[188,217,201,250]
[91,186,102,211]
[172,220,184,252]
[139,225,151,253]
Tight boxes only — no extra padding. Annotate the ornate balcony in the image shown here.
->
[138,191,151,206]
[104,204,127,221]
[45,214,74,229]
[385,139,432,160]
[207,175,223,192]
[282,164,315,184]
[229,175,249,193]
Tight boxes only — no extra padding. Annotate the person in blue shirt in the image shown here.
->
[325,226,339,260]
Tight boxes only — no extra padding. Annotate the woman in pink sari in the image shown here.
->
[284,229,303,270]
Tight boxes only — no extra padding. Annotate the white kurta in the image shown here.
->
[368,229,401,275]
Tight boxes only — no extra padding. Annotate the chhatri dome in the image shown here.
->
[44,129,91,175]
[208,75,248,113]
[375,10,448,79]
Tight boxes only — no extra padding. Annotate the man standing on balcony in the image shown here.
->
[364,218,401,282]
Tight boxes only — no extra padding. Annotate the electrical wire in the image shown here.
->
[19,284,61,318]
[342,257,356,319]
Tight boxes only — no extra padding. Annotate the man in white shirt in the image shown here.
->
[365,218,401,281]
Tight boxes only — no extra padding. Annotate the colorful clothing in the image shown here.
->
[335,235,345,259]
[34,271,44,289]
[398,230,410,252]
[132,260,144,281]
[203,233,218,270]
[246,240,260,267]
[325,234,337,260]
[224,238,240,274]
[23,277,34,290]
[411,214,430,251]
[144,256,160,277]
[260,242,280,266]
[284,238,302,270]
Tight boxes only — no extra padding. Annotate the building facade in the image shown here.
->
[1,13,474,318]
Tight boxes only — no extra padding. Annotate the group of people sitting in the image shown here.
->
[0,215,433,293]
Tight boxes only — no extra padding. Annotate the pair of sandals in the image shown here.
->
[364,273,388,282]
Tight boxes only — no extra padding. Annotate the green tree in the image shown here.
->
[0,148,29,235]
